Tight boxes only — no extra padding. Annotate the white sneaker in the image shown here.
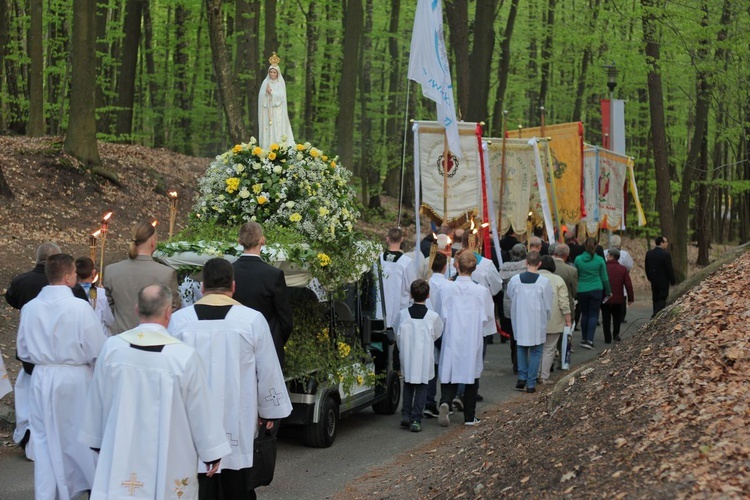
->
[438,403,450,427]
[464,418,481,426]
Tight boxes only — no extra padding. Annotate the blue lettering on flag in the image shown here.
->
[431,0,439,10]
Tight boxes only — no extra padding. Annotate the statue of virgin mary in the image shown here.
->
[258,52,295,149]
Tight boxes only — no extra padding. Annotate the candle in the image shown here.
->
[168,191,178,240]
[99,212,113,284]
[89,229,101,262]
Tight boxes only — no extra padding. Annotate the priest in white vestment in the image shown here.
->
[436,252,495,427]
[80,285,231,499]
[257,52,294,149]
[168,258,292,498]
[17,254,107,499]
[507,251,553,393]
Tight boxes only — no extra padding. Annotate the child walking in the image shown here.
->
[394,279,443,432]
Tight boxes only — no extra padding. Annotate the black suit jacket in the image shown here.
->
[5,264,87,310]
[645,247,675,289]
[232,255,293,366]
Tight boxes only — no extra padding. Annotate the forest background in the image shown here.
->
[0,0,748,283]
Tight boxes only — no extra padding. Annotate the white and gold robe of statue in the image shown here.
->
[437,277,495,384]
[17,285,107,500]
[168,294,292,472]
[79,324,231,499]
[257,65,295,149]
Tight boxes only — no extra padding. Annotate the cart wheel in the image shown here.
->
[302,395,338,448]
[372,372,401,415]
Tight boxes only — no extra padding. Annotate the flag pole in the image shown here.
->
[443,131,449,225]
[397,79,412,228]
[498,110,509,237]
[540,105,546,137]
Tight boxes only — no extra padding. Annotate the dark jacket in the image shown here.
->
[4,263,87,310]
[232,255,293,367]
[645,247,675,289]
[605,260,634,305]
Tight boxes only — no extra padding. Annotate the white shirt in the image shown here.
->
[508,272,553,346]
[394,307,443,384]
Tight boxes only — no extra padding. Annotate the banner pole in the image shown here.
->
[443,131,449,225]
[498,110,509,237]
[397,79,411,228]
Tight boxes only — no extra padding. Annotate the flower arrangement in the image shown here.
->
[196,137,358,245]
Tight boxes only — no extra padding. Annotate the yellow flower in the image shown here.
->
[268,152,277,161]
[296,144,306,151]
[318,207,329,216]
[232,144,242,153]
[252,183,263,194]
[356,375,364,385]
[309,148,320,158]
[337,342,351,358]
[270,143,279,151]
[317,328,329,342]
[257,195,268,205]
[289,213,302,222]
[331,161,337,168]
[252,146,263,156]
[322,155,328,161]
[225,177,240,193]
[317,253,331,267]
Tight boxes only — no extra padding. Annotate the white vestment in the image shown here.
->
[380,255,414,328]
[472,253,503,296]
[394,307,443,384]
[168,295,292,471]
[437,277,495,384]
[17,285,106,500]
[508,272,553,346]
[425,272,452,312]
[258,65,295,149]
[79,324,231,499]
[85,285,115,336]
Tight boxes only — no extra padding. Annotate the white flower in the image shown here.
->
[234,164,245,173]
[273,165,283,174]
[286,201,295,208]
[253,163,261,170]
[239,188,250,199]
[296,153,303,161]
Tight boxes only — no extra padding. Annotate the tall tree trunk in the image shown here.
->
[142,0,164,146]
[263,0,277,58]
[246,0,261,136]
[335,0,363,171]
[466,0,498,122]
[302,0,318,140]
[695,125,710,266]
[383,0,401,197]
[0,0,8,132]
[538,0,556,111]
[206,0,250,145]
[491,0,520,137]
[359,0,377,207]
[114,0,142,139]
[525,5,539,126]
[571,0,601,122]
[234,0,252,127]
[640,0,674,247]
[28,0,44,136]
[173,3,191,153]
[444,0,469,119]
[65,0,102,167]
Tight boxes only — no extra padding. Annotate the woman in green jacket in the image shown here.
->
[574,237,611,349]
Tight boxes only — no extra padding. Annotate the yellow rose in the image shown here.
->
[252,183,263,194]
[289,213,302,222]
[268,152,277,161]
[257,195,268,205]
[225,177,240,193]
[232,144,242,153]
[309,148,320,158]
[322,155,328,161]
[317,253,331,267]
[270,143,279,151]
[252,146,263,156]
[331,161,337,168]
[296,144,306,151]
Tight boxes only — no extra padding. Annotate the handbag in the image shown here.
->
[247,424,278,489]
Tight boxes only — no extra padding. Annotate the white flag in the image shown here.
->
[408,0,461,159]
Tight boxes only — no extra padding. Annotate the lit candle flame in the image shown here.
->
[472,228,478,235]
[470,219,475,231]
[151,219,159,227]
[481,222,489,228]
[91,229,101,238]
[446,237,452,245]
[432,233,437,239]
[168,191,178,198]
[528,211,533,217]
[102,211,113,222]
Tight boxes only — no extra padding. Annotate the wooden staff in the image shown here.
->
[498,110,509,238]
[540,106,546,137]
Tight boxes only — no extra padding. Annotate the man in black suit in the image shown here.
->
[645,235,675,318]
[232,222,293,367]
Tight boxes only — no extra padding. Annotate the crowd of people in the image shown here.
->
[3,221,292,499]
[1,219,677,497]
[387,226,676,431]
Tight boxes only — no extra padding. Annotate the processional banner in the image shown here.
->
[486,138,551,236]
[415,121,481,225]
[517,122,584,225]
[583,147,629,234]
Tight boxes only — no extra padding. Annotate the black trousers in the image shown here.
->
[651,285,669,318]
[440,380,478,421]
[199,469,256,500]
[601,302,625,342]
[500,313,517,373]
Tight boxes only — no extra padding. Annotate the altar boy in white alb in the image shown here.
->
[17,254,107,499]
[79,285,231,499]
[168,258,291,498]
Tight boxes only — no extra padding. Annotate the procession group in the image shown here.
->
[4,221,293,499]
[385,225,676,434]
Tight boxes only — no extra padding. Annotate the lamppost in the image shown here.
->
[603,62,618,150]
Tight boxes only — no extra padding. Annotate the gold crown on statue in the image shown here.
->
[269,52,281,66]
